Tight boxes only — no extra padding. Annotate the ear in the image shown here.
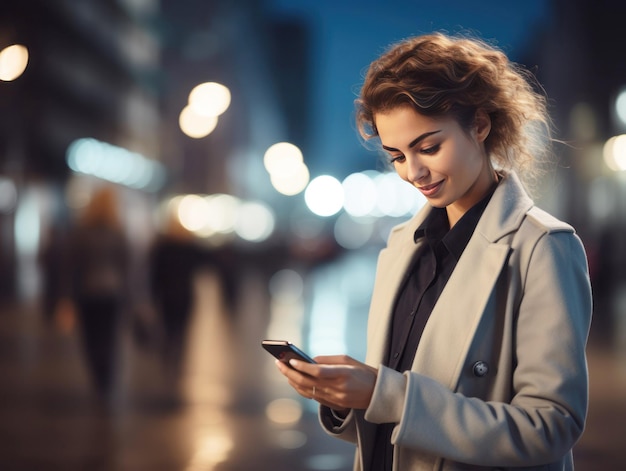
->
[473,110,491,143]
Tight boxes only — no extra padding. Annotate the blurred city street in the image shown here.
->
[0,265,625,470]
[2,1,626,470]
[0,269,355,471]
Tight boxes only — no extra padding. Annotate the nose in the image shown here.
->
[406,155,428,183]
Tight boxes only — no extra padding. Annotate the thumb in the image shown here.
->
[314,354,358,366]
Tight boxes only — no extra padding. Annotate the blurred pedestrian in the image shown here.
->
[148,212,205,384]
[276,32,593,470]
[67,185,130,402]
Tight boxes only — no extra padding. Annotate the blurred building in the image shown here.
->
[0,0,164,302]
[521,0,626,341]
[0,0,313,304]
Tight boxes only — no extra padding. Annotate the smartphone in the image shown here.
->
[261,340,317,365]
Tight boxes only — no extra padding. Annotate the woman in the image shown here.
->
[67,186,130,401]
[275,33,592,470]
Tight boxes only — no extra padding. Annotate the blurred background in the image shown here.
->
[1,0,625,469]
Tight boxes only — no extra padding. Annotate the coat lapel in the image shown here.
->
[365,231,424,366]
[412,235,510,388]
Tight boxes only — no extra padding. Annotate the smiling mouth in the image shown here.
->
[417,181,443,197]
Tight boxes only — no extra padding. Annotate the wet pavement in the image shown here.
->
[0,268,624,470]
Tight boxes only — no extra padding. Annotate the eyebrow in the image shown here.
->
[381,130,442,152]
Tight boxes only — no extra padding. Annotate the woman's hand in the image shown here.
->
[275,355,378,411]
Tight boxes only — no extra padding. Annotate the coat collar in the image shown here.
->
[366,172,534,388]
[475,171,534,243]
[381,171,533,248]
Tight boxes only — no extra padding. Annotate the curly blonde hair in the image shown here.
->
[356,33,552,183]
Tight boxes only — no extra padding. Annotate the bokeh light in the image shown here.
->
[177,194,211,232]
[265,398,303,425]
[264,142,310,195]
[374,172,426,217]
[270,165,310,196]
[234,201,275,242]
[0,44,29,81]
[304,175,344,217]
[165,193,276,243]
[66,138,165,191]
[275,431,307,450]
[179,105,219,138]
[264,142,303,172]
[615,89,626,127]
[189,431,233,468]
[0,177,18,214]
[342,172,378,217]
[603,134,626,171]
[188,81,231,117]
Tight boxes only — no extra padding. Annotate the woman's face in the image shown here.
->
[374,106,494,226]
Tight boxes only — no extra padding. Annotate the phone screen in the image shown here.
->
[261,340,316,364]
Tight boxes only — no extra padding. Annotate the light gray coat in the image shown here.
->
[320,172,593,470]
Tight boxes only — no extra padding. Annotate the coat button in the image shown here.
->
[472,361,489,377]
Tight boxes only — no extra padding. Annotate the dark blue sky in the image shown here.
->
[266,0,553,179]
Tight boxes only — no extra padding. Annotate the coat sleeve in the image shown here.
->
[364,229,593,467]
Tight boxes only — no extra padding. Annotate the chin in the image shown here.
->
[424,195,450,209]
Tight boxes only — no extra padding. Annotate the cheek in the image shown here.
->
[441,144,475,176]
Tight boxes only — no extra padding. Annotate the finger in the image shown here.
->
[289,378,325,401]
[275,361,326,402]
[291,360,355,380]
[278,360,319,390]
[275,359,291,376]
[276,360,310,382]
[288,359,321,377]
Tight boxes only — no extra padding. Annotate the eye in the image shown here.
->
[389,154,405,164]
[421,144,440,155]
